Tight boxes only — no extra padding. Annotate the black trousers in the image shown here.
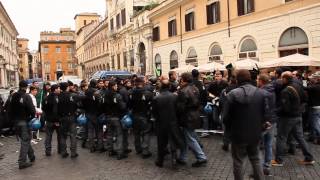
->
[16,122,35,165]
[44,121,61,154]
[60,116,77,156]
[156,128,177,162]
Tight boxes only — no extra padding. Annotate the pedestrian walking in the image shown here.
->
[223,70,268,180]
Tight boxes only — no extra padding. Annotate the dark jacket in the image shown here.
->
[176,84,202,129]
[192,79,208,106]
[278,81,306,118]
[129,88,153,117]
[58,91,78,117]
[305,82,320,107]
[208,80,228,97]
[261,83,277,123]
[169,80,178,93]
[83,87,101,115]
[223,83,268,144]
[9,89,36,123]
[42,93,59,122]
[152,89,185,149]
[104,90,126,118]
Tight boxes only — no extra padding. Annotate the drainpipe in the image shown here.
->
[227,0,231,37]
[180,5,182,54]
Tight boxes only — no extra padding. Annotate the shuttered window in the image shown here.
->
[185,12,195,32]
[168,19,177,37]
[237,0,255,16]
[207,2,220,25]
[152,27,160,41]
[121,9,126,26]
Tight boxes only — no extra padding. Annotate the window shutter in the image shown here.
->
[237,0,244,16]
[185,14,189,31]
[216,2,221,23]
[168,21,171,37]
[206,5,211,25]
[190,12,195,30]
[250,0,255,13]
[173,20,177,36]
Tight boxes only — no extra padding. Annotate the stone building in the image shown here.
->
[39,28,77,81]
[17,38,30,80]
[149,0,320,75]
[0,2,19,88]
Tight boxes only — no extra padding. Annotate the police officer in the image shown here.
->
[58,82,78,158]
[9,80,36,169]
[43,84,61,156]
[104,81,128,160]
[129,78,153,158]
[83,79,103,152]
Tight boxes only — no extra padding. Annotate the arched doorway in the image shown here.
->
[279,27,308,57]
[103,64,106,70]
[106,63,111,71]
[138,43,146,75]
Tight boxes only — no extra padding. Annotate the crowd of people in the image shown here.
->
[0,67,320,180]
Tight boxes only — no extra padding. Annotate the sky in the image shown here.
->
[1,0,106,50]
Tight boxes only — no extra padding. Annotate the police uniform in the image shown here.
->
[9,81,36,169]
[129,87,153,158]
[58,83,78,158]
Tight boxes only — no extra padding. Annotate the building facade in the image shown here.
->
[17,38,31,80]
[149,0,320,76]
[39,28,77,81]
[30,50,41,79]
[0,2,19,88]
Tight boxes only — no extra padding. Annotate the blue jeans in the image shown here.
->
[179,128,207,161]
[310,108,320,138]
[263,126,274,168]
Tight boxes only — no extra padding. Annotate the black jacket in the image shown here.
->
[58,91,78,117]
[305,82,320,107]
[223,83,268,144]
[192,79,208,106]
[152,89,185,149]
[129,88,153,117]
[9,89,36,123]
[261,83,277,123]
[278,81,306,118]
[176,84,202,129]
[42,93,59,122]
[83,87,101,115]
[104,90,126,118]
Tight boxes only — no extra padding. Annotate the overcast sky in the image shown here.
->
[2,0,106,50]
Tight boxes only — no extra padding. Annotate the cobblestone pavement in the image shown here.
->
[1,133,320,180]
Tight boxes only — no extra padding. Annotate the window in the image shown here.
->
[239,37,258,59]
[110,18,114,30]
[285,0,294,2]
[56,61,62,70]
[155,54,162,76]
[152,27,160,41]
[185,12,195,32]
[207,2,220,25]
[84,20,87,25]
[186,47,198,66]
[123,52,127,67]
[130,50,134,67]
[67,47,73,53]
[18,44,22,48]
[279,27,308,57]
[44,63,50,72]
[46,74,50,81]
[19,54,22,58]
[68,63,73,69]
[168,19,177,37]
[170,51,179,69]
[111,55,115,69]
[42,46,49,53]
[121,9,126,26]
[209,44,223,62]
[56,46,61,53]
[116,14,121,29]
[117,54,121,69]
[237,0,254,16]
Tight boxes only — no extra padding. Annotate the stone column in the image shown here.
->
[0,67,4,88]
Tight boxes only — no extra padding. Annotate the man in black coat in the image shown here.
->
[176,73,207,167]
[43,84,61,156]
[273,71,314,166]
[9,80,36,169]
[153,77,184,168]
[223,70,267,180]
